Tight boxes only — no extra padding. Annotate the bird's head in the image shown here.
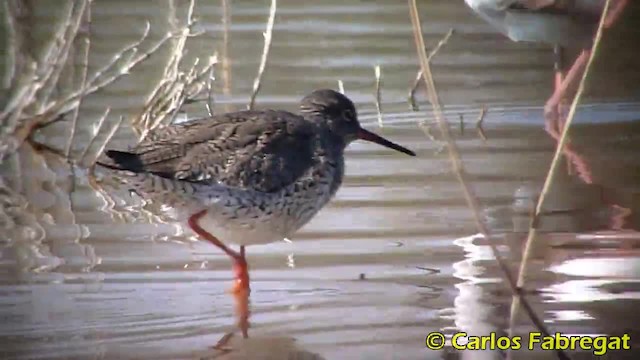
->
[299,89,415,156]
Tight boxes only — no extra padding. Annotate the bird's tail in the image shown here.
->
[96,150,145,172]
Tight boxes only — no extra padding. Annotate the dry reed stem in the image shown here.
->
[37,1,88,109]
[85,115,125,168]
[170,58,215,116]
[220,0,232,112]
[424,124,436,142]
[408,28,453,111]
[65,1,93,158]
[125,0,217,140]
[1,1,16,90]
[1,0,27,104]
[41,19,185,136]
[374,65,383,127]
[248,0,277,110]
[1,0,34,126]
[133,52,218,141]
[508,0,613,344]
[407,2,564,358]
[475,106,487,141]
[1,0,86,160]
[78,107,111,165]
[28,0,76,109]
[337,80,345,94]
[206,65,216,116]
[5,12,183,157]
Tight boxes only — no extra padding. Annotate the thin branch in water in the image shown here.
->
[65,1,93,158]
[135,52,219,140]
[83,21,151,97]
[220,0,232,112]
[128,0,219,141]
[337,79,345,94]
[475,106,487,141]
[509,0,613,344]
[407,2,564,358]
[408,28,454,111]
[33,113,67,131]
[248,0,277,110]
[37,21,178,137]
[165,88,187,128]
[424,123,436,142]
[1,1,78,146]
[206,64,216,117]
[10,20,154,148]
[85,115,125,168]
[0,61,38,133]
[28,139,66,159]
[374,64,383,128]
[459,114,464,135]
[134,78,179,137]
[37,0,88,109]
[2,0,16,90]
[78,107,111,165]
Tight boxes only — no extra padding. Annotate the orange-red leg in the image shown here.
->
[234,286,250,338]
[188,209,250,294]
[233,246,250,293]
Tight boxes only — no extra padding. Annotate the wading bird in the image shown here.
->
[98,89,416,293]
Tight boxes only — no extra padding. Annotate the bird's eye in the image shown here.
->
[342,109,355,121]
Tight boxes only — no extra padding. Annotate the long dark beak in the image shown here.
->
[357,128,416,156]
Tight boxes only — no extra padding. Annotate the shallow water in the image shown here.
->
[2,1,640,359]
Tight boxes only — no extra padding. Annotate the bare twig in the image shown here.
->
[78,107,110,165]
[374,65,383,127]
[220,0,232,112]
[509,0,613,345]
[0,62,38,135]
[85,21,151,89]
[475,106,487,141]
[133,52,218,140]
[6,19,166,155]
[124,0,219,141]
[247,0,277,110]
[28,139,67,158]
[407,2,564,358]
[424,123,436,142]
[206,65,215,117]
[85,115,124,167]
[134,78,180,136]
[0,1,88,160]
[408,28,453,111]
[2,0,17,91]
[37,0,88,109]
[80,26,168,97]
[23,0,76,111]
[65,1,93,158]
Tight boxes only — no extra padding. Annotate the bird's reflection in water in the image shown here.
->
[202,291,325,360]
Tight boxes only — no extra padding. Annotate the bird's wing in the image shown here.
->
[104,110,318,193]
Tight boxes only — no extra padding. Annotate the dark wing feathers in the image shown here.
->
[102,110,317,193]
